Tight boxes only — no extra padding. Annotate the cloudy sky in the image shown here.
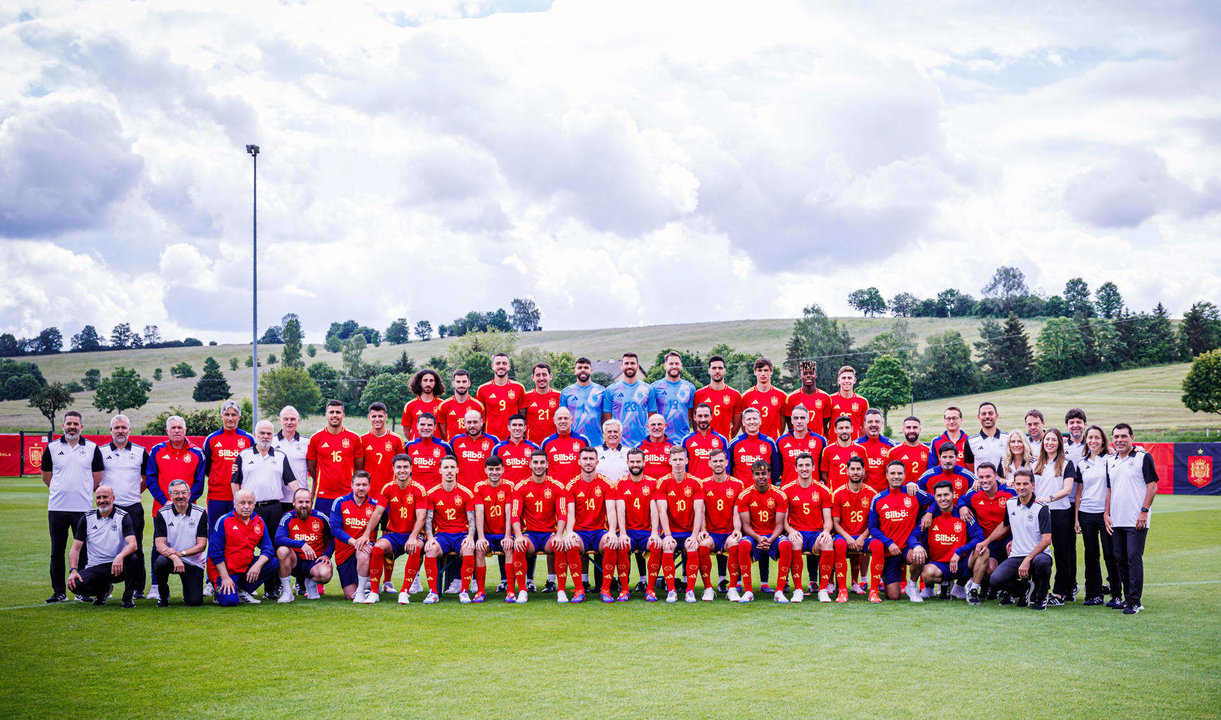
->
[1,0,1219,343]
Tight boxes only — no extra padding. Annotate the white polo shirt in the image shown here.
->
[234,446,297,503]
[1034,459,1077,511]
[43,437,104,512]
[596,443,629,481]
[968,429,1008,472]
[1004,495,1052,557]
[1107,449,1158,528]
[101,441,149,507]
[1074,454,1109,514]
[273,431,311,502]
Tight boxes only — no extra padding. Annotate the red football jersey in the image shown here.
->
[871,489,921,550]
[889,443,931,486]
[785,389,834,436]
[524,389,562,445]
[512,478,567,533]
[615,475,656,531]
[857,436,893,493]
[476,380,527,441]
[428,484,474,534]
[203,429,252,503]
[702,477,745,534]
[828,392,869,438]
[927,515,972,563]
[451,433,497,490]
[682,430,728,479]
[639,438,673,480]
[657,473,703,533]
[361,431,405,503]
[820,442,867,492]
[963,487,1014,535]
[781,480,833,533]
[736,485,788,535]
[741,386,787,440]
[307,429,365,500]
[493,440,537,485]
[333,496,377,564]
[405,438,451,491]
[436,396,485,441]
[401,397,443,441]
[215,513,268,573]
[729,435,777,484]
[831,484,877,537]
[542,433,587,483]
[694,385,741,439]
[281,512,331,561]
[775,431,827,484]
[380,479,426,534]
[474,480,514,536]
[565,474,613,532]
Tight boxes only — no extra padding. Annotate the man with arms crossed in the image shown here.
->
[560,357,607,447]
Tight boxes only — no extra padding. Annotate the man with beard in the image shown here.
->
[831,457,879,602]
[820,416,867,492]
[477,353,528,441]
[785,360,833,438]
[233,420,297,597]
[43,410,105,603]
[100,414,150,599]
[856,409,894,493]
[957,462,1014,604]
[683,403,730,479]
[307,400,365,517]
[493,415,538,486]
[868,461,929,602]
[274,488,334,602]
[694,355,742,439]
[968,402,1008,472]
[66,485,139,608]
[401,369,445,441]
[524,363,562,445]
[560,357,607,447]
[452,409,499,490]
[652,351,697,443]
[153,479,209,606]
[329,472,380,602]
[602,352,658,448]
[437,369,485,442]
[611,448,659,600]
[405,413,454,492]
[888,417,931,488]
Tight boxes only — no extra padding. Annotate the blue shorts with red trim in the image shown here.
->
[524,530,554,553]
[576,529,606,552]
[708,532,732,552]
[625,528,652,553]
[434,532,467,556]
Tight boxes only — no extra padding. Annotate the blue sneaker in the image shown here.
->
[571,592,585,604]
[601,592,615,603]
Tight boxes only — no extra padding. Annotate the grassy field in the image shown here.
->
[0,476,1218,719]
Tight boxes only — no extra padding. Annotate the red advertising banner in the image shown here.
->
[4,434,206,476]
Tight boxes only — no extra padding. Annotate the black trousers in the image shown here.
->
[48,510,85,595]
[1078,511,1118,598]
[254,501,287,592]
[1112,527,1148,604]
[990,553,1052,599]
[74,556,139,602]
[1049,507,1077,597]
[117,503,146,593]
[152,556,205,606]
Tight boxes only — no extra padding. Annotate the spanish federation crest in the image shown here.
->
[1189,455,1212,488]
[549,399,557,408]
[903,496,912,508]
[433,448,442,458]
[544,488,552,499]
[341,438,351,449]
[384,441,393,452]
[766,497,775,508]
[771,397,779,406]
[508,390,516,400]
[684,486,693,497]
[723,397,731,405]
[851,403,859,412]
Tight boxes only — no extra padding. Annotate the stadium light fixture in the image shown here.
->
[247,144,260,422]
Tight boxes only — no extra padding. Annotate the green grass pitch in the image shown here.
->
[1,477,1219,719]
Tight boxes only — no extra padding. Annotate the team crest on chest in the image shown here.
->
[433,448,441,458]
[771,397,778,406]
[595,487,603,497]
[544,488,552,499]
[766,497,775,508]
[341,438,351,448]
[684,487,693,497]
[384,441,393,452]
[903,496,912,508]
[722,397,731,405]
[549,399,557,408]
[815,400,823,408]
[851,403,859,412]
[508,391,516,399]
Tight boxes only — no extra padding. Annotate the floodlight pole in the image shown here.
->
[247,144,260,422]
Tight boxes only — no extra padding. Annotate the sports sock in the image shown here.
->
[737,539,754,593]
[868,540,885,593]
[662,551,676,592]
[425,557,439,594]
[514,553,528,593]
[851,554,862,586]
[727,543,741,588]
[834,539,848,590]
[556,549,569,593]
[685,549,699,590]
[791,551,804,589]
[617,550,631,591]
[568,548,584,593]
[475,564,487,594]
[717,554,727,583]
[819,549,834,591]
[601,547,617,590]
[460,555,475,593]
[647,547,662,593]
[400,552,422,593]
[369,545,385,590]
[698,545,712,589]
[775,539,791,592]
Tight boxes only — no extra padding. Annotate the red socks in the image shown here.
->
[775,539,791,593]
[868,540,886,592]
[369,545,384,589]
[556,547,570,593]
[819,549,834,591]
[425,556,439,594]
[834,539,849,590]
[460,555,474,593]
[399,551,422,593]
[728,542,742,589]
[568,548,584,594]
[647,548,662,593]
[475,564,487,595]
[662,551,676,593]
[617,550,631,592]
[737,539,754,593]
[513,553,527,594]
[698,545,712,589]
[601,547,618,590]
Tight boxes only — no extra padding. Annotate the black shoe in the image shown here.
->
[997,591,1013,605]
[45,592,67,604]
[967,588,981,606]
[76,594,95,603]
[716,579,729,594]
[264,588,280,601]
[1083,595,1104,606]
[1106,597,1126,610]
[1099,583,1110,596]
[1015,590,1030,608]
[1045,595,1064,607]
[526,581,537,593]
[496,580,508,594]
[675,578,687,593]
[938,584,951,601]
[92,595,107,606]
[632,580,646,593]
[122,597,136,609]
[1030,595,1047,610]
[132,590,145,600]
[156,598,170,608]
[542,580,557,593]
[1123,601,1143,615]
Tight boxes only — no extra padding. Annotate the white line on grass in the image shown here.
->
[1144,580,1221,586]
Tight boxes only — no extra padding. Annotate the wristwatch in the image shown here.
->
[1140,506,1150,513]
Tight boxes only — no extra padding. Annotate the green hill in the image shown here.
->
[3,316,1209,436]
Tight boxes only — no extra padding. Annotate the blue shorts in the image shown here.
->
[928,560,962,582]
[337,555,358,587]
[381,532,421,557]
[625,528,653,553]
[797,530,824,553]
[434,532,467,556]
[524,530,554,554]
[291,555,329,579]
[987,539,1009,563]
[741,535,789,560]
[314,496,336,517]
[576,529,606,552]
[708,532,732,552]
[882,555,906,586]
[483,533,507,554]
[670,531,692,549]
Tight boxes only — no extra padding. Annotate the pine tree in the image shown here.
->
[193,356,232,402]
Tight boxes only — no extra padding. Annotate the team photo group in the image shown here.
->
[43,351,1159,615]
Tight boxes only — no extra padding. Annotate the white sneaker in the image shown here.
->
[383,581,396,594]
[398,591,411,605]
[791,589,804,603]
[516,590,528,604]
[445,579,462,594]
[305,579,320,600]
[459,591,471,604]
[774,591,789,604]
[666,590,678,604]
[906,583,924,603]
[685,590,697,603]
[278,589,295,604]
[727,587,741,602]
[147,586,162,601]
[740,590,755,603]
[818,589,832,603]
[702,588,715,602]
[363,591,379,604]
[920,586,935,599]
[238,591,260,604]
[850,582,866,595]
[904,580,918,597]
[423,592,439,604]
[410,575,423,593]
[950,584,967,600]
[557,591,568,604]
[201,583,212,598]
[352,589,366,604]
